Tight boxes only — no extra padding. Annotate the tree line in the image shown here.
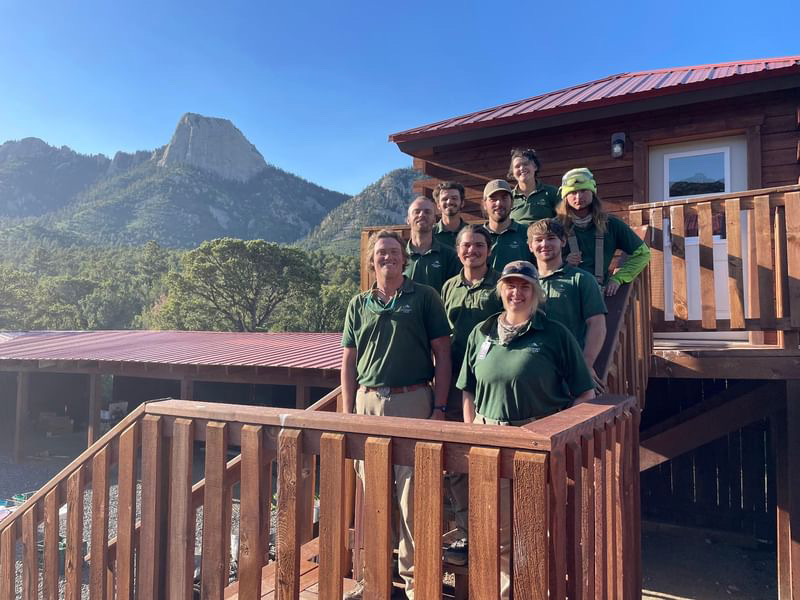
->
[0,238,359,333]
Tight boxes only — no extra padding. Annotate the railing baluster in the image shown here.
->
[580,435,595,600]
[603,422,616,600]
[613,418,626,599]
[319,433,346,600]
[566,442,582,600]
[239,425,265,598]
[0,522,15,600]
[697,202,717,329]
[512,451,549,600]
[754,194,775,327]
[549,446,568,600]
[90,445,110,600]
[202,422,229,599]
[469,446,501,599]
[21,505,37,600]
[724,198,746,329]
[364,437,392,599]
[43,488,59,600]
[785,191,800,327]
[413,442,443,599]
[593,427,607,600]
[649,207,665,326]
[167,418,195,600]
[670,204,688,321]
[116,422,138,600]
[140,415,166,598]
[277,428,302,600]
[65,465,84,600]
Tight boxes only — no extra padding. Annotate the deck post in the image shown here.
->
[14,371,29,463]
[88,373,101,446]
[295,383,310,409]
[180,376,193,401]
[774,381,800,599]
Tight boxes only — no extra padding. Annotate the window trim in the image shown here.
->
[662,146,731,201]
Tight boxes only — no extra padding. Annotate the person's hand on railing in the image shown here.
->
[590,366,606,394]
[604,280,621,296]
[566,250,582,267]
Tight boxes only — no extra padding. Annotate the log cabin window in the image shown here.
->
[664,147,730,200]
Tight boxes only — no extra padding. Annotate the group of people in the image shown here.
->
[340,148,650,599]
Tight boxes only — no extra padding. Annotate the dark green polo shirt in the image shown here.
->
[487,220,533,272]
[404,239,461,293]
[540,264,607,348]
[433,218,468,250]
[565,215,645,284]
[510,183,561,226]
[441,268,503,373]
[456,311,593,421]
[342,278,451,388]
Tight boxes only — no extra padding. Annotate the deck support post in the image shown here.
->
[180,377,193,401]
[14,371,29,463]
[774,381,800,599]
[295,383,310,409]
[88,373,101,446]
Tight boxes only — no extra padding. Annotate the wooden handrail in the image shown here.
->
[629,183,800,211]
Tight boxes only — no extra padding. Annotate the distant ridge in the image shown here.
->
[299,168,423,254]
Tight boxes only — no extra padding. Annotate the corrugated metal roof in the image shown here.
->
[389,56,800,142]
[0,330,343,371]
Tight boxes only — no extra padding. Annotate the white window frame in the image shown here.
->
[663,146,731,201]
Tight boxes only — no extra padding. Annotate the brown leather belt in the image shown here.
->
[360,383,429,395]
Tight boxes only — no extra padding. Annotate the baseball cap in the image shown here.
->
[498,260,539,285]
[483,179,513,198]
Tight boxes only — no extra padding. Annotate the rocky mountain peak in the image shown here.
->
[0,137,53,161]
[157,113,267,182]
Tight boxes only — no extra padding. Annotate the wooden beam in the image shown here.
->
[180,377,193,401]
[640,382,784,471]
[14,371,29,463]
[295,384,310,410]
[88,373,101,446]
[652,351,800,380]
[787,382,800,599]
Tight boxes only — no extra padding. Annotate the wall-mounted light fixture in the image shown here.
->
[611,132,626,159]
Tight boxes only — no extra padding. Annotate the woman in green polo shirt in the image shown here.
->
[556,167,650,296]
[456,260,594,598]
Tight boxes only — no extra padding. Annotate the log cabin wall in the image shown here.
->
[410,88,800,218]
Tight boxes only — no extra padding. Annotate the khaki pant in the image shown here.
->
[355,385,432,600]
[472,413,536,600]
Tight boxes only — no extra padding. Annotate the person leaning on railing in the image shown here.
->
[556,167,650,296]
[340,228,451,600]
[457,260,595,599]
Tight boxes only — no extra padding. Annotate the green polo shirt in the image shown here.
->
[565,215,645,284]
[433,218,467,249]
[342,278,451,388]
[404,239,461,293]
[441,268,503,373]
[487,220,533,272]
[510,183,561,226]
[540,264,607,348]
[457,311,593,421]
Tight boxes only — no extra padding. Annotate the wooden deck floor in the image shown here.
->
[223,558,359,599]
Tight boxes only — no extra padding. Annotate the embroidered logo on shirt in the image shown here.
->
[508,241,519,248]
[431,260,441,269]
[395,305,412,314]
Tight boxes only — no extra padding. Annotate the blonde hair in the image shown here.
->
[366,229,408,272]
[496,278,546,316]
[556,191,608,235]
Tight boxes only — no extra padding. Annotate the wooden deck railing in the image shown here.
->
[628,184,800,333]
[0,393,639,599]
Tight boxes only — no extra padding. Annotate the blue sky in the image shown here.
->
[0,0,796,195]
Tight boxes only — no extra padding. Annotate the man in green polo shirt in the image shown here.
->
[440,223,503,565]
[341,228,451,600]
[508,147,561,226]
[529,218,607,387]
[483,179,533,271]
[432,181,468,249]
[404,196,461,293]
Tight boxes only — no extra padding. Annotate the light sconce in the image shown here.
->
[611,132,626,159]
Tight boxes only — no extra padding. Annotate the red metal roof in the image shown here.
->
[390,56,800,143]
[0,330,343,371]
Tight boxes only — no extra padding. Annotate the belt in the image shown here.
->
[360,383,428,395]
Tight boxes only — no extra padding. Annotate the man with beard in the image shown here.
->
[432,181,468,249]
[341,228,451,599]
[482,179,533,271]
[404,196,460,293]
